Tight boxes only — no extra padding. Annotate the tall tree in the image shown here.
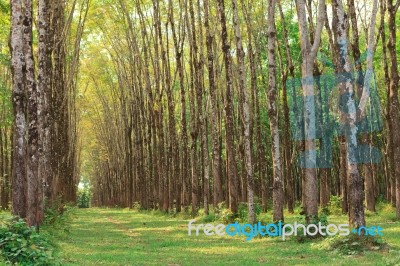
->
[295,0,326,223]
[217,0,239,214]
[37,0,52,221]
[332,0,378,228]
[278,0,296,212]
[10,0,27,218]
[232,0,255,224]
[386,0,400,218]
[24,0,40,227]
[267,0,284,222]
[204,0,223,208]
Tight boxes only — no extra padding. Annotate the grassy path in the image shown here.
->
[57,208,400,266]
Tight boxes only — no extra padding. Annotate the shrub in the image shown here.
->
[77,179,91,209]
[196,208,215,222]
[319,207,329,226]
[237,202,262,223]
[201,213,216,223]
[42,203,75,240]
[77,189,90,208]
[132,202,142,211]
[328,234,387,255]
[0,218,59,265]
[327,196,342,216]
[215,202,235,224]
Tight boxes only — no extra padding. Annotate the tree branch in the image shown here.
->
[310,0,326,59]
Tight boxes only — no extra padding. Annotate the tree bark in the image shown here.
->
[267,0,284,222]
[10,0,27,219]
[295,0,325,223]
[217,0,239,214]
[232,0,255,224]
[387,0,400,218]
[204,0,223,208]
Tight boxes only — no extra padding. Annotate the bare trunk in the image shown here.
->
[295,0,325,223]
[24,0,40,227]
[37,0,51,225]
[267,0,284,222]
[217,0,239,214]
[204,0,223,208]
[10,0,27,218]
[387,0,400,218]
[232,0,255,224]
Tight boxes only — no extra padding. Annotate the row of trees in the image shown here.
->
[0,0,88,227]
[1,0,400,229]
[84,0,400,227]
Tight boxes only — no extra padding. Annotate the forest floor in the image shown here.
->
[54,205,400,266]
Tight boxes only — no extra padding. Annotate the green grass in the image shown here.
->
[51,204,400,266]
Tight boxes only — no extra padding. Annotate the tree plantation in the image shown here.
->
[0,0,400,265]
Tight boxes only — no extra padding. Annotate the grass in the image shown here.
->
[49,203,400,266]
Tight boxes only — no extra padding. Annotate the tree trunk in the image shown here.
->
[204,0,223,208]
[37,0,52,224]
[10,0,27,219]
[295,0,325,223]
[217,0,239,214]
[267,0,284,222]
[232,0,255,224]
[387,0,400,218]
[24,0,40,227]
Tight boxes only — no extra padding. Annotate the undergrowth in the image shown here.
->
[314,234,388,255]
[0,202,75,265]
[0,218,60,265]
